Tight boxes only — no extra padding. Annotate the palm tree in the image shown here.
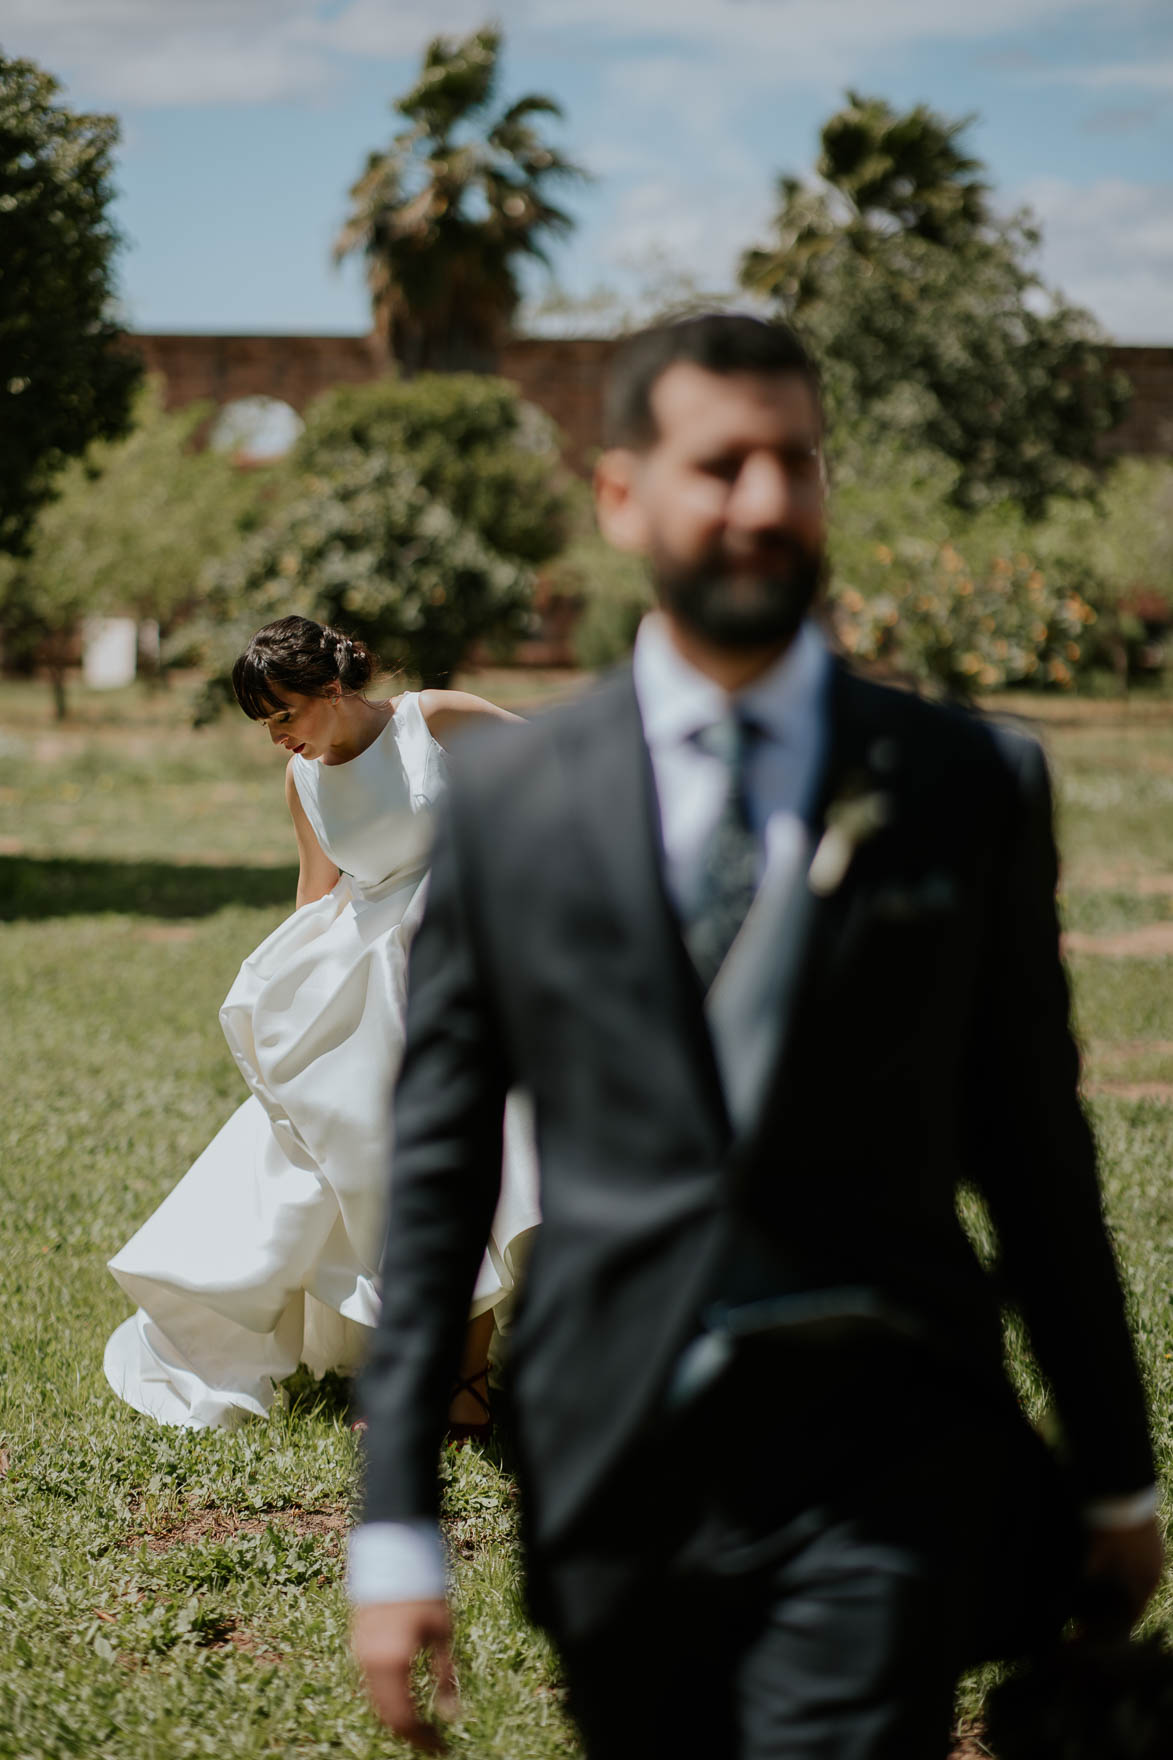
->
[741,92,992,313]
[334,25,585,374]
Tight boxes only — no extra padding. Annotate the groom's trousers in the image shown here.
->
[548,1337,1080,1760]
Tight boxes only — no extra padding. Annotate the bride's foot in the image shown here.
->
[446,1368,492,1445]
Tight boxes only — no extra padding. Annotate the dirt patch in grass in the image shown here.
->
[1088,1038,1173,1063]
[1134,874,1173,895]
[1085,1081,1173,1102]
[948,1729,991,1759]
[130,1502,351,1552]
[1064,923,1173,957]
[225,1626,284,1664]
[1073,868,1173,894]
[948,1732,991,1759]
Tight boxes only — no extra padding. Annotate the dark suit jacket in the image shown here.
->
[360,659,1153,1626]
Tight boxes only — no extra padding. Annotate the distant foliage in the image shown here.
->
[0,53,142,555]
[294,373,569,566]
[833,544,1096,697]
[334,23,585,372]
[1018,459,1173,680]
[0,379,260,716]
[549,529,654,671]
[186,373,570,706]
[825,423,1173,694]
[742,92,1128,518]
[190,451,536,714]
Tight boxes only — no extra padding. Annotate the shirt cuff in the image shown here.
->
[1082,1485,1161,1530]
[347,1520,449,1604]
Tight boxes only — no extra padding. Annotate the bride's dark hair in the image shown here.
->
[232,616,378,721]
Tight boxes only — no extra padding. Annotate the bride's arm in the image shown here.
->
[418,689,522,751]
[284,761,341,908]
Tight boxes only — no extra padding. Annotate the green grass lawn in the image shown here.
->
[2,672,1173,1759]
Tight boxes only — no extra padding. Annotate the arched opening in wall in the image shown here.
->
[208,396,304,464]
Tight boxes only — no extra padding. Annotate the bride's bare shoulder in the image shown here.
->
[417,688,521,746]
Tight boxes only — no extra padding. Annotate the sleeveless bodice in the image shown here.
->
[289,692,446,892]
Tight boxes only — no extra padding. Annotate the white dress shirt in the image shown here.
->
[348,612,1153,1605]
[632,611,830,917]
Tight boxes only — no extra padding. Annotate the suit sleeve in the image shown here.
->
[961,734,1154,1501]
[359,784,509,1523]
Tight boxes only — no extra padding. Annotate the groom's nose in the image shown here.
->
[729,450,794,532]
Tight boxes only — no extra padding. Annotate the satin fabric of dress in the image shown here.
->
[104,694,539,1428]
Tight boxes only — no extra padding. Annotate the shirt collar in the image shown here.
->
[632,611,830,749]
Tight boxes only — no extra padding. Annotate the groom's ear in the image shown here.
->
[594,448,650,555]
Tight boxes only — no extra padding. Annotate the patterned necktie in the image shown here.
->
[685,712,761,993]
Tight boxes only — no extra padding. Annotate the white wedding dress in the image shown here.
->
[104,693,540,1428]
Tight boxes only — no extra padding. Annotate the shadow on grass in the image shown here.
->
[0,854,298,921]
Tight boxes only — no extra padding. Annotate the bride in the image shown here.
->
[104,615,539,1431]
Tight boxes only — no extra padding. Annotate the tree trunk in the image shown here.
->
[44,628,72,720]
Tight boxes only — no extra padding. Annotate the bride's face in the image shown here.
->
[261,688,339,759]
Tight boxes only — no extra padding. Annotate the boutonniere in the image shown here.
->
[807,780,892,897]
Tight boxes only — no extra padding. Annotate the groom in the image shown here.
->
[350,314,1162,1757]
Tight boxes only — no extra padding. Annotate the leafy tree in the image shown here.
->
[742,93,1128,517]
[189,369,570,706]
[190,452,536,713]
[833,543,1096,698]
[1004,458,1173,683]
[334,24,585,372]
[294,373,568,564]
[743,89,991,310]
[0,380,267,718]
[825,416,1173,695]
[0,53,142,555]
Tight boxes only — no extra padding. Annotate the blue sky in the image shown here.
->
[2,0,1170,340]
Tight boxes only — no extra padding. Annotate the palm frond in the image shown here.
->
[335,24,586,359]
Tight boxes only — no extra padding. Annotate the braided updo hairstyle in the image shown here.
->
[231,617,378,721]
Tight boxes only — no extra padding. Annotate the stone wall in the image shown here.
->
[496,337,618,471]
[131,331,386,415]
[1103,347,1173,457]
[128,330,1173,469]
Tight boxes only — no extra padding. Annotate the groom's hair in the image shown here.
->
[603,312,821,450]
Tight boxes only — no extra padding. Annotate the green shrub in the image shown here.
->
[185,374,573,704]
[543,529,653,670]
[0,379,268,717]
[294,374,569,567]
[187,450,535,710]
[832,542,1096,697]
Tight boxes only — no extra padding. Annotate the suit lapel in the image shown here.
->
[551,669,730,1129]
[549,659,901,1159]
[722,659,899,1166]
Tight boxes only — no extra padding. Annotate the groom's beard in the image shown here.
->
[651,534,825,649]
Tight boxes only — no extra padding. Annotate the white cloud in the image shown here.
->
[1081,102,1163,135]
[1019,175,1173,340]
[593,172,773,301]
[529,0,1110,74]
[0,0,334,105]
[1037,58,1173,90]
[303,0,494,59]
[601,54,758,185]
[0,0,1134,108]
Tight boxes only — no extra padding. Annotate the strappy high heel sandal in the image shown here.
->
[446,1370,493,1446]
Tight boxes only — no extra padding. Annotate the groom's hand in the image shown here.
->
[1082,1516,1165,1636]
[352,1599,456,1752]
